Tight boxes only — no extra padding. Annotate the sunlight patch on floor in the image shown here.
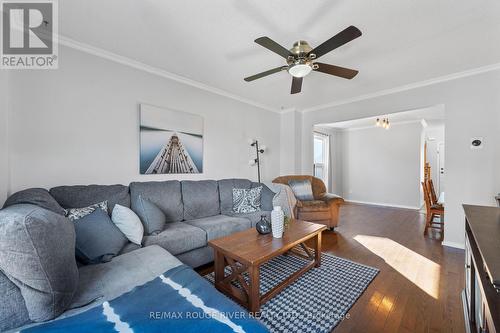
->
[354,235,440,299]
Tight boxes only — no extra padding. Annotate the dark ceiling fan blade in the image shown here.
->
[291,76,303,94]
[308,26,362,59]
[314,62,359,79]
[254,37,293,59]
[244,66,287,82]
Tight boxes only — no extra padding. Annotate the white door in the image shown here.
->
[438,142,445,193]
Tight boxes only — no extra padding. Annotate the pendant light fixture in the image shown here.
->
[375,117,390,129]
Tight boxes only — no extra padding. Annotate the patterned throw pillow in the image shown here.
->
[232,187,262,213]
[65,201,108,221]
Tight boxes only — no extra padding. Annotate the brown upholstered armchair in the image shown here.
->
[273,175,344,230]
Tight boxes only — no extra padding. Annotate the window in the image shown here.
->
[313,132,329,187]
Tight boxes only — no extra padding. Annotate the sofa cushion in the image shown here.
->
[50,184,130,213]
[3,188,66,215]
[111,204,144,245]
[135,196,166,235]
[184,215,251,241]
[74,209,128,265]
[0,270,30,332]
[71,245,182,308]
[300,200,329,209]
[176,246,214,268]
[228,211,272,227]
[181,180,220,220]
[0,204,79,322]
[142,222,206,255]
[218,178,252,215]
[118,242,141,255]
[130,181,183,223]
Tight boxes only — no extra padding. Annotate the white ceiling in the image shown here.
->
[318,105,445,130]
[59,0,500,111]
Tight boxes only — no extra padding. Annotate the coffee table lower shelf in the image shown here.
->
[211,228,324,313]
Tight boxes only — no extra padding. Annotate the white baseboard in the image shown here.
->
[346,199,465,250]
[345,199,420,211]
[442,241,465,250]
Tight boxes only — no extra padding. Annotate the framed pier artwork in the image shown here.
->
[140,104,203,174]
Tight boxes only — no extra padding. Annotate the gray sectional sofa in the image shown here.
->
[128,179,274,267]
[46,178,275,267]
[0,178,286,332]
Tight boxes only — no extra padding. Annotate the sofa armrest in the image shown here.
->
[264,182,297,218]
[318,193,344,205]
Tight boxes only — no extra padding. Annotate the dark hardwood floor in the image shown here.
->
[322,203,465,333]
[198,202,465,333]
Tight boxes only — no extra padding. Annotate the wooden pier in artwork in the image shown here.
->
[146,134,199,174]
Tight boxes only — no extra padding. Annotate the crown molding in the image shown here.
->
[57,35,500,116]
[57,35,281,114]
[278,107,298,114]
[302,62,500,113]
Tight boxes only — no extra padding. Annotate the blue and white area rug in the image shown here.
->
[205,249,379,333]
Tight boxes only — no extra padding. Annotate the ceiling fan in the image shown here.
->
[244,26,362,94]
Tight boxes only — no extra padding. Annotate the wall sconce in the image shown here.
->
[248,139,266,183]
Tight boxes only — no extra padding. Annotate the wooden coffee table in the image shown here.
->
[208,219,326,313]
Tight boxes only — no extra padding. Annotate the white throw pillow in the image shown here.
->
[111,204,144,245]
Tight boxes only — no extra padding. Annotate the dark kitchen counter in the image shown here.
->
[463,204,500,288]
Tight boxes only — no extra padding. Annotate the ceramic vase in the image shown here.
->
[256,215,271,234]
[271,206,284,238]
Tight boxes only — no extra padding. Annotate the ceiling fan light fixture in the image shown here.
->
[245,26,362,93]
[288,64,312,78]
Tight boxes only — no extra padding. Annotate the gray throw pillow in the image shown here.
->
[0,204,79,322]
[135,195,166,235]
[259,184,275,211]
[65,201,108,221]
[74,209,128,265]
[3,188,65,215]
[232,186,262,213]
[288,179,315,201]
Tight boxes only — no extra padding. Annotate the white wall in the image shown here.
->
[329,130,343,196]
[339,122,423,209]
[0,72,9,204]
[300,70,500,248]
[7,46,281,194]
[279,110,302,175]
